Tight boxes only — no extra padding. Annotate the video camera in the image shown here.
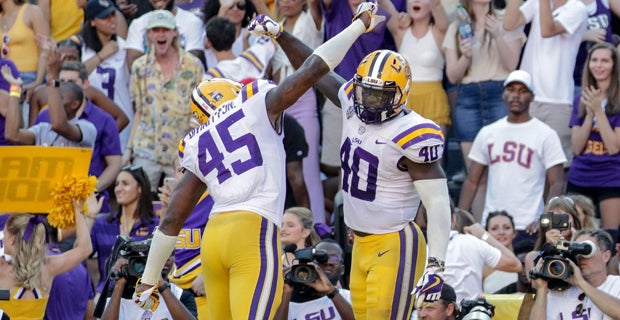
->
[529,240,596,290]
[284,244,329,284]
[107,235,152,280]
[457,297,495,320]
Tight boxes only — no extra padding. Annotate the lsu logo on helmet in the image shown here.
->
[353,50,411,124]
[190,78,242,124]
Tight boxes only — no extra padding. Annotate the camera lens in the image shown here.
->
[132,260,146,274]
[294,266,313,282]
[547,260,566,277]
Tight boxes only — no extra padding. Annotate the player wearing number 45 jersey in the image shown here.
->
[135,7,381,320]
[253,13,452,320]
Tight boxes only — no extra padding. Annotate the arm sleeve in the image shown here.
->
[556,2,588,35]
[77,120,98,147]
[468,128,490,165]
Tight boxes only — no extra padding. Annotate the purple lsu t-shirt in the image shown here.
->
[35,100,122,213]
[568,95,620,187]
[0,59,20,146]
[320,0,393,80]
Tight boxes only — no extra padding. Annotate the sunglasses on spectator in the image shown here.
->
[122,165,143,173]
[2,34,9,58]
[230,2,246,10]
[547,196,575,207]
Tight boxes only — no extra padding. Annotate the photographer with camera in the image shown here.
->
[529,229,620,320]
[101,249,197,320]
[274,240,354,320]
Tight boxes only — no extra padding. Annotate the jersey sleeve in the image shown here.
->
[393,121,445,164]
[238,36,276,78]
[178,127,206,183]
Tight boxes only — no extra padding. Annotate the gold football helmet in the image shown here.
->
[353,50,411,124]
[190,78,242,124]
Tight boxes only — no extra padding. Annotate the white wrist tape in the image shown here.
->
[140,229,178,285]
[413,178,451,262]
[312,19,366,71]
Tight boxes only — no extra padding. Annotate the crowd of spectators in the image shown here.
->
[0,0,620,318]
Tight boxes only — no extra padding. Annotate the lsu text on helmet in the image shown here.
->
[353,50,411,124]
[190,78,242,124]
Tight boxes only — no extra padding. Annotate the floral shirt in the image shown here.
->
[130,49,204,165]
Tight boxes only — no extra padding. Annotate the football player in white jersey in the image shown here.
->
[252,14,452,320]
[134,6,382,320]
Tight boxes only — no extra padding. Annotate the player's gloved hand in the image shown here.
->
[133,280,161,311]
[413,257,445,309]
[249,14,283,39]
[352,0,386,33]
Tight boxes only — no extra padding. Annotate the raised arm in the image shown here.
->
[25,6,51,96]
[249,14,347,108]
[377,0,406,45]
[1,66,35,145]
[261,7,376,124]
[86,86,130,131]
[504,0,526,31]
[539,0,568,37]
[46,50,84,142]
[47,198,93,277]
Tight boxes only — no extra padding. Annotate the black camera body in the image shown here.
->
[108,235,152,280]
[458,297,495,320]
[530,240,595,290]
[540,212,570,230]
[286,247,329,284]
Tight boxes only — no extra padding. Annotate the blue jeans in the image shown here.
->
[453,80,507,142]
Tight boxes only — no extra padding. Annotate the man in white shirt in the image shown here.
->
[530,229,620,320]
[124,0,205,68]
[504,0,588,167]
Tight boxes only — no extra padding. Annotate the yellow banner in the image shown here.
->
[0,146,92,213]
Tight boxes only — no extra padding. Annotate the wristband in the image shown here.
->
[9,91,20,98]
[327,287,339,299]
[481,231,490,241]
[9,85,20,93]
[157,282,171,293]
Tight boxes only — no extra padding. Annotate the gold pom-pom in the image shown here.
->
[48,175,98,229]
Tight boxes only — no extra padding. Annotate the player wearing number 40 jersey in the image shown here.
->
[253,14,452,320]
[135,7,381,320]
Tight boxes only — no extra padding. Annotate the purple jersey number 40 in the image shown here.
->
[340,138,379,201]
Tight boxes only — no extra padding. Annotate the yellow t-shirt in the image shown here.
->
[50,0,84,42]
